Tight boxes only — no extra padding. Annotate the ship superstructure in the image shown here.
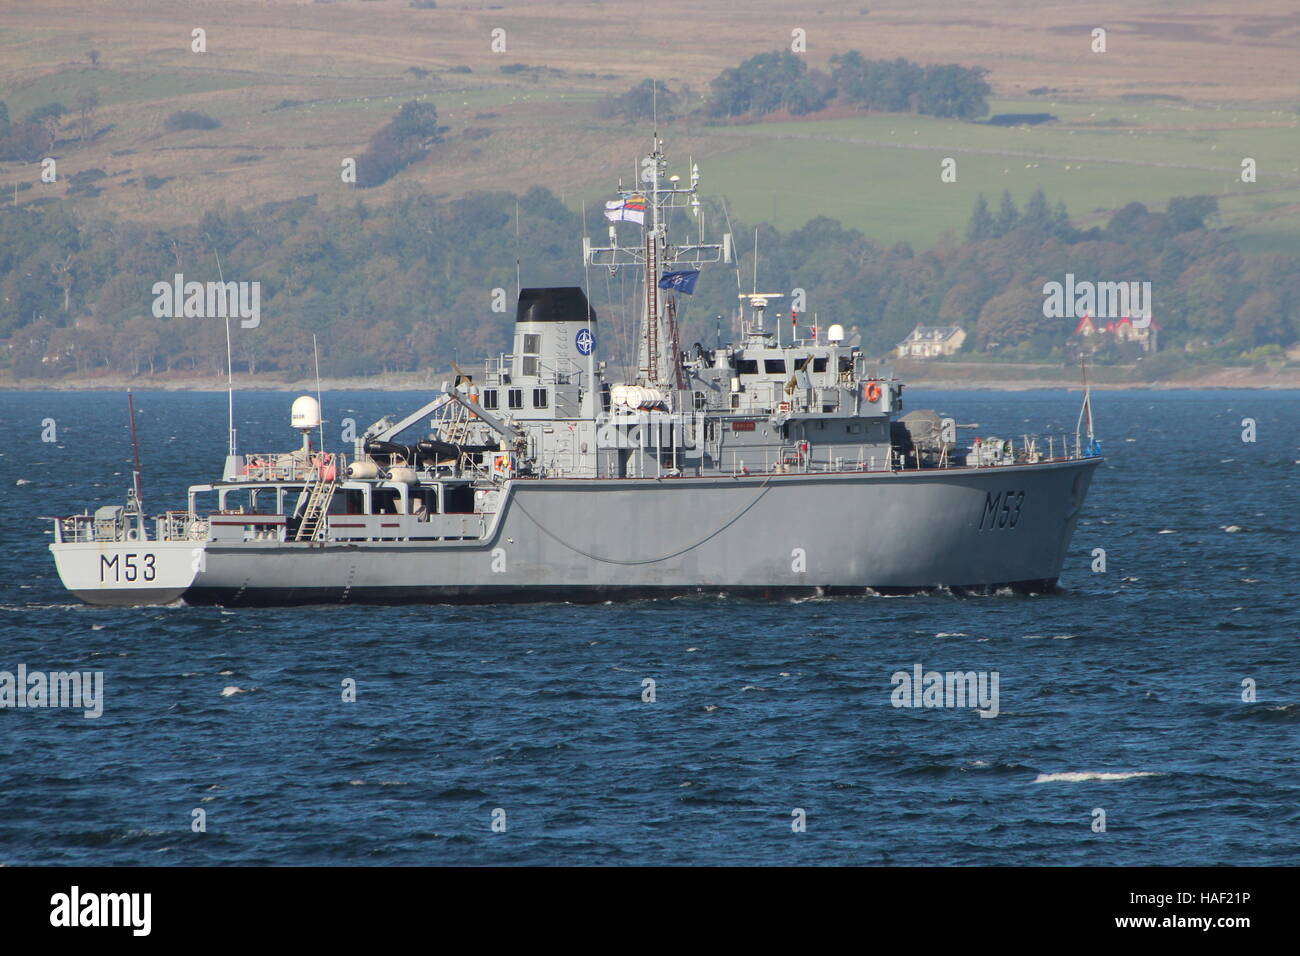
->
[48,139,1101,606]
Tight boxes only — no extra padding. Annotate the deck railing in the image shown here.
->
[238,452,343,482]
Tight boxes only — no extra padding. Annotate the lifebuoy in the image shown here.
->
[865,382,882,403]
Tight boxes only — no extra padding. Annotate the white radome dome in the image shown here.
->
[291,395,321,430]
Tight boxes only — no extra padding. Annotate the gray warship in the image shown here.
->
[49,140,1102,606]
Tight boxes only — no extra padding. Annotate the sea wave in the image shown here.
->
[1033,771,1161,783]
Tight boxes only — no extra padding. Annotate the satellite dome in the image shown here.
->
[291,395,321,430]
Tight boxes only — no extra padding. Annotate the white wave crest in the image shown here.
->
[1033,771,1160,783]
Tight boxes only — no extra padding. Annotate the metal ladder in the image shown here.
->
[437,401,473,445]
[295,474,338,542]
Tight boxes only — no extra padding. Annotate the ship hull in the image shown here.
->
[181,581,1061,606]
[164,457,1098,607]
[49,539,199,607]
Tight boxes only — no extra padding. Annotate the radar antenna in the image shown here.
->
[583,138,732,392]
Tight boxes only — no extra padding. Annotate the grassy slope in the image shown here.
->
[1,0,1297,250]
[693,99,1299,248]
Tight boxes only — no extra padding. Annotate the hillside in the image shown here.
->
[1,0,1298,382]
[3,0,1298,243]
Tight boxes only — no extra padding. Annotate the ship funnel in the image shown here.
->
[512,287,598,383]
[516,287,596,325]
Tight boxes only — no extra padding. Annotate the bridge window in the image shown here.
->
[813,357,828,372]
[693,391,706,411]
[521,333,541,376]
[508,388,523,409]
[482,389,499,410]
[764,359,786,374]
[532,387,548,408]
[735,359,758,375]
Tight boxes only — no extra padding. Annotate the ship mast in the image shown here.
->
[643,221,660,384]
[584,136,732,397]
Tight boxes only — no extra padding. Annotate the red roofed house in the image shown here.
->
[1073,314,1159,353]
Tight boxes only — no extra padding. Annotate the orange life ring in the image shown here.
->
[865,382,882,403]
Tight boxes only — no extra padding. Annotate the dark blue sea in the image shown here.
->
[1,388,1296,866]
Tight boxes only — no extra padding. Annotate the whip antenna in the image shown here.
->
[313,333,325,452]
[127,389,143,512]
[213,246,236,457]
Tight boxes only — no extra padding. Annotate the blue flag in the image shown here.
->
[658,270,700,295]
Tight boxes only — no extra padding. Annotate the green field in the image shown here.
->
[0,67,266,114]
[683,98,1300,249]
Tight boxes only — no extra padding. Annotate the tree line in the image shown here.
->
[2,175,1295,381]
[598,51,992,123]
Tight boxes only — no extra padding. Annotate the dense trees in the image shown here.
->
[163,110,221,131]
[916,63,992,120]
[707,51,834,118]
[830,54,990,119]
[356,100,445,188]
[597,79,681,123]
[0,101,65,161]
[966,189,1071,244]
[0,186,582,379]
[387,100,441,142]
[1166,195,1219,232]
[699,50,991,121]
[830,53,919,112]
[1,182,1295,381]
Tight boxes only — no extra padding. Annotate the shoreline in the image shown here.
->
[3,362,1298,392]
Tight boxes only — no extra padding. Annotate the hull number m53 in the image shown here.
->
[979,491,1025,530]
[100,553,156,583]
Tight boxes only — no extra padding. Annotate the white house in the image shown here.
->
[896,325,966,359]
